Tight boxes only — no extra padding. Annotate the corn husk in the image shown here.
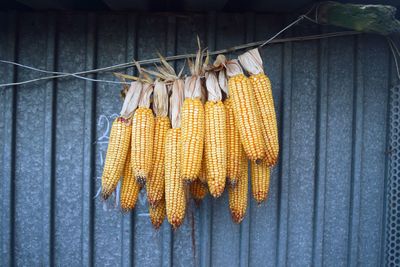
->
[120,81,143,118]
[238,48,264,75]
[153,80,169,117]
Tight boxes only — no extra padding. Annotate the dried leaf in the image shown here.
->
[238,48,264,75]
[153,80,169,117]
[205,72,222,102]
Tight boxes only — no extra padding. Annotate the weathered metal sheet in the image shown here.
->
[0,12,395,267]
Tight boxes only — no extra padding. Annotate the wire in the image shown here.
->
[0,3,360,89]
[0,59,130,85]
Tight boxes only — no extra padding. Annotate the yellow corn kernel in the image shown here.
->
[224,98,243,186]
[149,198,166,229]
[250,160,270,203]
[180,98,204,183]
[198,155,207,184]
[101,117,132,199]
[165,128,186,229]
[131,107,155,185]
[190,179,208,204]
[205,100,227,197]
[147,116,171,206]
[228,74,266,162]
[249,73,279,166]
[228,158,248,223]
[120,151,141,212]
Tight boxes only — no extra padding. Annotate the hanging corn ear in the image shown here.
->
[180,44,207,183]
[149,198,166,229]
[180,76,204,183]
[190,179,208,204]
[250,160,270,204]
[226,60,266,163]
[101,82,142,199]
[239,49,279,166]
[223,82,244,186]
[228,157,249,223]
[147,81,171,206]
[204,72,227,197]
[120,149,141,212]
[131,83,155,185]
[165,79,186,229]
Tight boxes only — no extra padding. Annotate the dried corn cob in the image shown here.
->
[101,117,132,199]
[239,49,279,166]
[147,81,171,206]
[204,72,227,197]
[120,150,141,212]
[190,179,208,204]
[131,83,155,185]
[181,76,204,183]
[198,155,207,184]
[149,198,166,229]
[250,160,270,203]
[101,82,142,199]
[228,157,249,223]
[226,60,266,163]
[165,79,186,229]
[224,97,243,186]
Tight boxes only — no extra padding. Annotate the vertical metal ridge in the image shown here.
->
[199,12,216,267]
[347,35,363,267]
[380,38,394,267]
[120,13,136,267]
[1,11,17,267]
[277,35,293,267]
[42,12,57,267]
[311,33,329,267]
[161,15,176,267]
[376,38,391,267]
[239,12,254,267]
[82,13,97,267]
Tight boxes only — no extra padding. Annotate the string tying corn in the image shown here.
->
[101,82,142,199]
[204,71,227,197]
[226,60,266,163]
[131,82,155,185]
[147,80,171,206]
[239,48,279,166]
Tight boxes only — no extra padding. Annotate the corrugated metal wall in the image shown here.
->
[0,11,395,267]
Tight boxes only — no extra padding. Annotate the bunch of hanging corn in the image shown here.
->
[239,48,279,166]
[101,82,142,199]
[204,71,227,197]
[165,79,187,229]
[131,82,155,185]
[226,60,266,163]
[146,80,171,207]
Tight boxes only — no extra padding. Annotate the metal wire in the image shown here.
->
[0,5,361,89]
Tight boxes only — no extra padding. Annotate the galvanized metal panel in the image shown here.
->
[0,12,396,267]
